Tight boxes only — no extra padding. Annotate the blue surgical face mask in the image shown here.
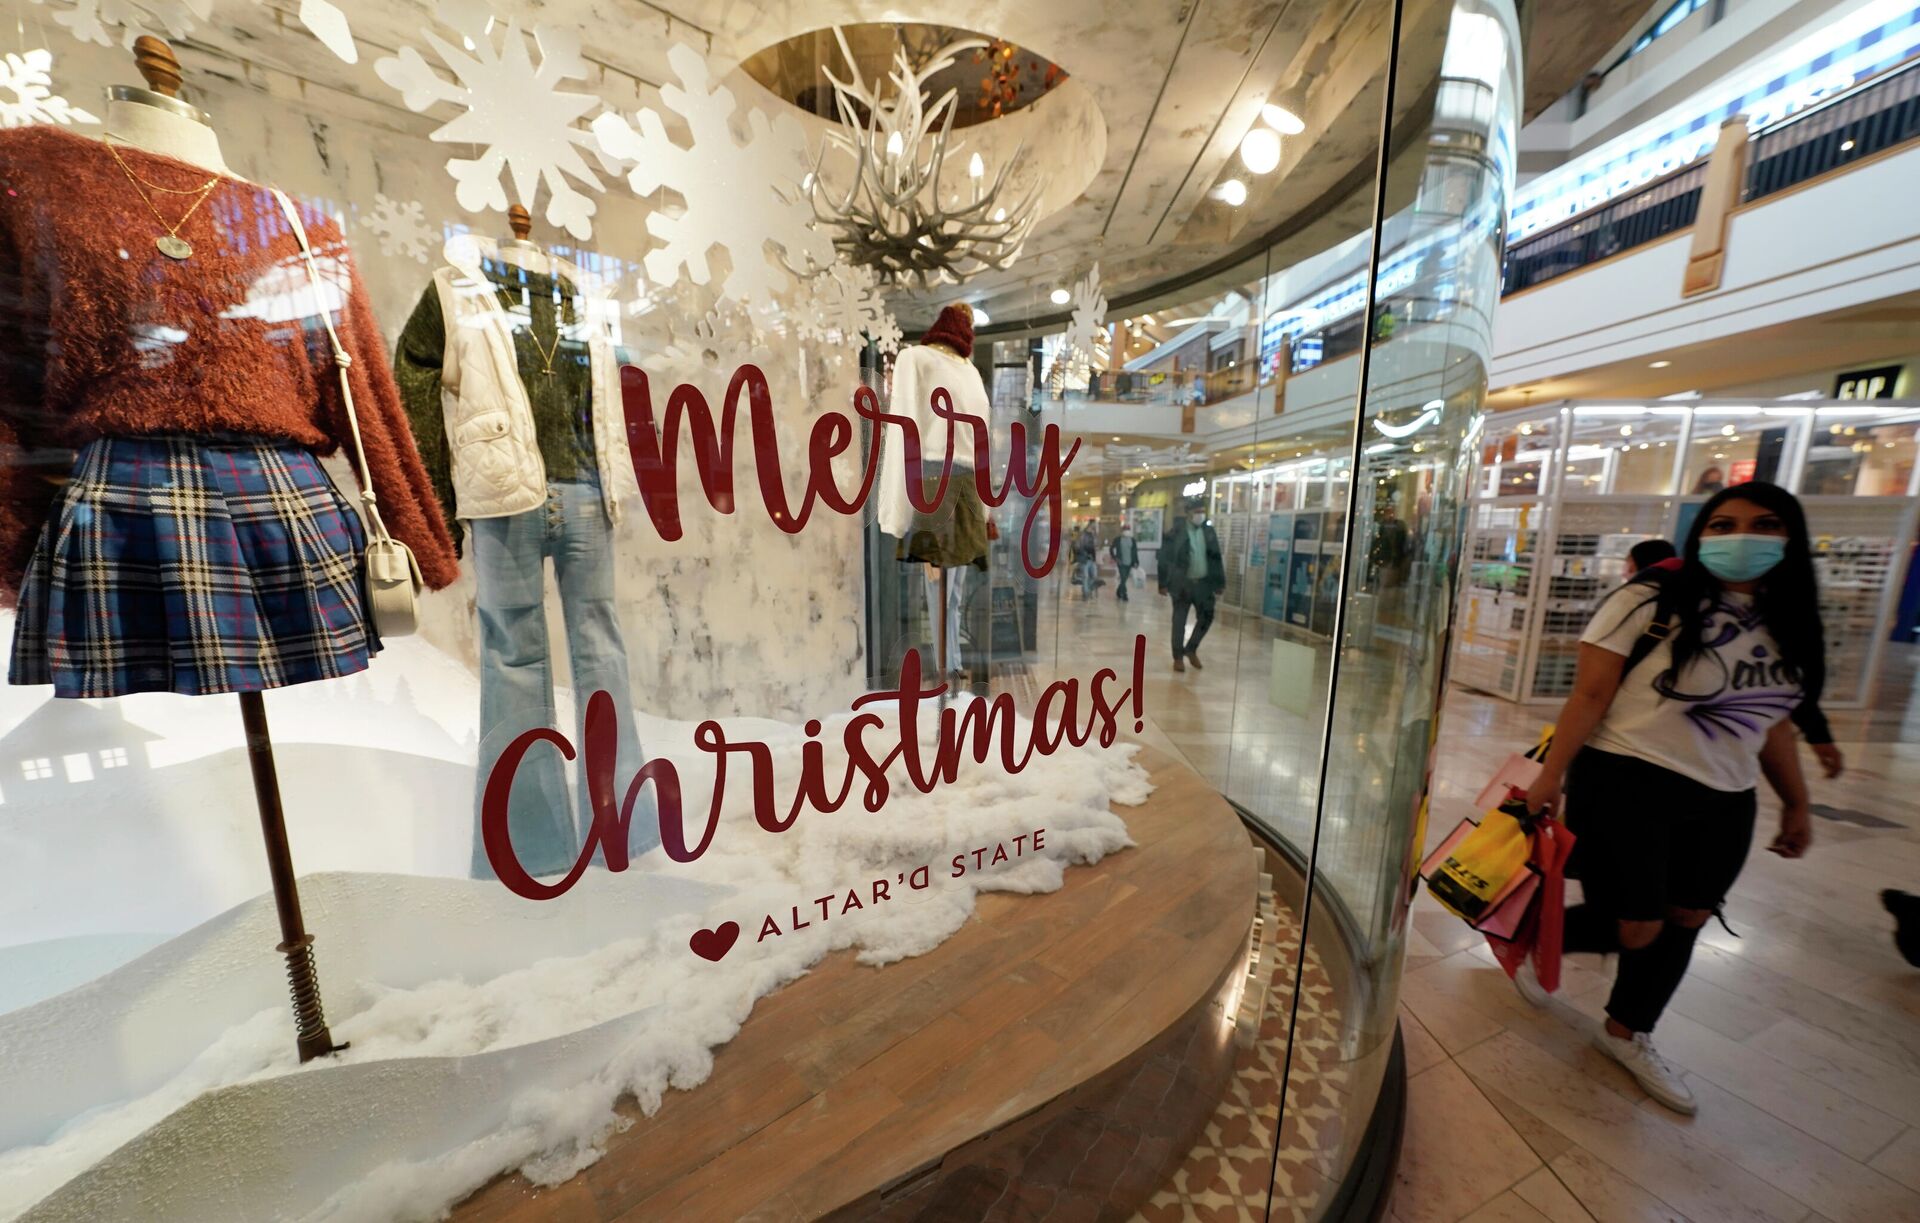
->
[1697,534,1786,582]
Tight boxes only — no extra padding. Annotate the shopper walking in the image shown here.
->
[1518,482,1821,1115]
[1158,498,1225,673]
[1627,538,1677,573]
[1884,890,1920,967]
[1110,524,1138,601]
[1072,524,1100,599]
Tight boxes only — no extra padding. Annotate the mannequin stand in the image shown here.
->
[239,692,347,1062]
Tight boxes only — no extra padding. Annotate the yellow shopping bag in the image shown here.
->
[1420,727,1553,923]
[1422,803,1534,922]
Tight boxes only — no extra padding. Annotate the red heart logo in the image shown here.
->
[689,921,740,962]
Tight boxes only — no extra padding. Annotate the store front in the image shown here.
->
[0,0,1521,1218]
[1453,399,1920,706]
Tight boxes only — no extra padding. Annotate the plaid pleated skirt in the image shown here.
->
[9,435,379,698]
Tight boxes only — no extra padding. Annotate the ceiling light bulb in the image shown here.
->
[1649,359,1672,369]
[1050,287,1072,305]
[1216,178,1248,207]
[1619,425,1633,436]
[1261,103,1305,134]
[1721,424,1736,436]
[971,305,990,325]
[992,207,1006,222]
[968,151,984,179]
[885,130,904,158]
[1240,128,1281,175]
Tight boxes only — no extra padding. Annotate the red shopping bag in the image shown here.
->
[1488,813,1575,993]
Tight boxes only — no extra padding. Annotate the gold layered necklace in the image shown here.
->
[103,136,221,261]
[496,282,567,377]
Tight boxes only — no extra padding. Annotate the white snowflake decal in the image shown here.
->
[1062,263,1108,362]
[592,43,835,309]
[374,0,606,240]
[640,297,772,378]
[0,49,100,129]
[791,262,900,353]
[299,0,359,64]
[869,309,903,356]
[28,0,209,48]
[359,193,435,264]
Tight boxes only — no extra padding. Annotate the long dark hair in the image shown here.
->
[1647,481,1824,700]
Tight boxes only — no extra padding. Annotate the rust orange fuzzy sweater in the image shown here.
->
[0,124,459,605]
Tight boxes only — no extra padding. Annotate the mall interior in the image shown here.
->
[0,0,1916,1219]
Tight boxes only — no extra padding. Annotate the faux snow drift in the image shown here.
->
[0,707,1145,1223]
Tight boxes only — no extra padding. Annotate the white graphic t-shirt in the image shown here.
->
[1581,585,1803,792]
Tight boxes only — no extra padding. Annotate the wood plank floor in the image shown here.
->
[1390,670,1920,1223]
[450,748,1255,1222]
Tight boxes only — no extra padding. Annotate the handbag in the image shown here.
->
[1472,724,1556,811]
[272,189,424,637]
[1422,726,1555,924]
[1420,795,1539,925]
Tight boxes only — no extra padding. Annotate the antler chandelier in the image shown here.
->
[808,27,1042,290]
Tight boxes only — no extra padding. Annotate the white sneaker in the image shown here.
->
[1513,959,1551,1008]
[1594,1027,1697,1114]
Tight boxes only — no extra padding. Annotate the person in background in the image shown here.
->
[1158,498,1225,673]
[1073,524,1099,599]
[1692,466,1727,494]
[1109,523,1138,602]
[1519,482,1822,1116]
[1885,890,1920,967]
[1627,538,1677,574]
[1630,537,1843,779]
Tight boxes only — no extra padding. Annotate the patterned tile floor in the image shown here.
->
[1134,889,1350,1223]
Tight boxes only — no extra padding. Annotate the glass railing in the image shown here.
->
[1501,162,1706,293]
[1502,55,1920,295]
[1747,55,1920,199]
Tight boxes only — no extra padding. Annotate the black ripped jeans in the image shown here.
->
[1560,748,1757,1034]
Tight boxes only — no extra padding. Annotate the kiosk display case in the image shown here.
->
[1455,400,1920,706]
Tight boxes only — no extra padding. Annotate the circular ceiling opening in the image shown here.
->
[741,23,1069,130]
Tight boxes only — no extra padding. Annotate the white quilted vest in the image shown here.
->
[434,235,630,524]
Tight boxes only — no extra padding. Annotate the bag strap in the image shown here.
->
[1621,574,1681,680]
[270,188,393,546]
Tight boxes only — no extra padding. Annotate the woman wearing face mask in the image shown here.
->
[1516,481,1821,1115]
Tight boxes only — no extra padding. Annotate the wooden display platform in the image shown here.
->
[453,748,1256,1222]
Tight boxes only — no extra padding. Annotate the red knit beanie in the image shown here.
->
[919,304,975,359]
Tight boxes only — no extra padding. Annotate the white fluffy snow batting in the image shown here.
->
[0,699,1145,1222]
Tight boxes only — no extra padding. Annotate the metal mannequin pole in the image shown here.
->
[239,691,347,1063]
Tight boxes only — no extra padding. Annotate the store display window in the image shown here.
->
[0,0,1523,1218]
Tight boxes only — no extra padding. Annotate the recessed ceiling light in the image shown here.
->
[1840,138,1855,151]
[1261,103,1305,134]
[1648,359,1672,368]
[1240,128,1281,175]
[1216,179,1248,207]
[1050,287,1071,305]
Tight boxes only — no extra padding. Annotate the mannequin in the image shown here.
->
[101,40,231,174]
[0,38,460,1062]
[880,303,992,681]
[116,38,346,1063]
[394,202,651,880]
